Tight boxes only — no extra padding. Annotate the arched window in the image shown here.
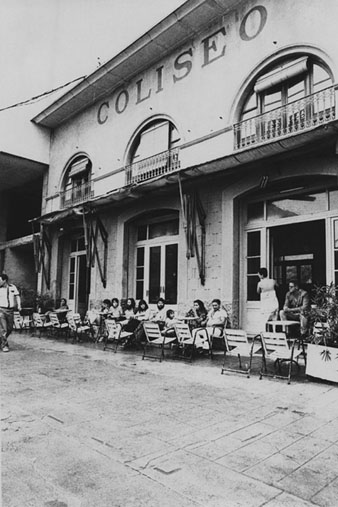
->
[126,119,180,184]
[235,56,335,149]
[61,156,93,207]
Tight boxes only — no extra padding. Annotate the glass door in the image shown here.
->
[136,241,178,304]
[68,252,87,316]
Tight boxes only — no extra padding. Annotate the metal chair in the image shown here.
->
[221,329,259,377]
[103,320,133,352]
[174,322,209,361]
[31,312,53,338]
[13,311,24,332]
[259,331,304,384]
[142,321,176,362]
[48,311,69,339]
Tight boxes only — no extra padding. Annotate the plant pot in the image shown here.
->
[306,343,338,383]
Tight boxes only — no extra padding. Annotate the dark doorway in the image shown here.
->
[271,220,326,305]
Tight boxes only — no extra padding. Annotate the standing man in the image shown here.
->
[280,280,310,337]
[0,273,21,352]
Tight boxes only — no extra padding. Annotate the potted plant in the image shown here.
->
[306,283,338,383]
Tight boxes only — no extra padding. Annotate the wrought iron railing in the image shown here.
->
[234,86,336,150]
[125,147,180,185]
[60,181,94,208]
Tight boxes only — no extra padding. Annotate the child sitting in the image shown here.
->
[162,309,178,337]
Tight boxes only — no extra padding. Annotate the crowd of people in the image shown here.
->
[1,267,312,353]
[85,296,229,351]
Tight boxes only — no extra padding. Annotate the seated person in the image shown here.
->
[120,297,138,333]
[108,297,123,320]
[185,299,207,330]
[83,303,102,341]
[151,297,166,329]
[135,299,151,322]
[57,298,69,310]
[126,299,150,347]
[101,299,112,316]
[162,309,179,337]
[193,299,227,350]
[280,280,310,337]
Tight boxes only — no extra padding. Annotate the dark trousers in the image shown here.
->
[0,308,14,348]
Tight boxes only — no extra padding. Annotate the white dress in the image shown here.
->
[257,278,279,325]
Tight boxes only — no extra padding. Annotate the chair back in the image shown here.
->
[32,312,44,327]
[105,320,122,340]
[13,311,23,329]
[66,313,78,332]
[143,321,162,342]
[224,329,248,352]
[72,313,82,325]
[174,322,192,343]
[49,312,60,327]
[260,331,289,357]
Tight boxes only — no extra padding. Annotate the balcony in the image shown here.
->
[60,181,94,208]
[234,86,336,151]
[125,147,180,185]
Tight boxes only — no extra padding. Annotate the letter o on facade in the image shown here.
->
[97,101,109,124]
[240,6,267,41]
[115,89,129,114]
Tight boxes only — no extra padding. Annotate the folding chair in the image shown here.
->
[71,313,94,342]
[13,311,24,332]
[84,311,101,342]
[221,329,259,377]
[259,331,304,384]
[48,311,69,339]
[31,312,53,338]
[103,320,133,352]
[142,321,176,362]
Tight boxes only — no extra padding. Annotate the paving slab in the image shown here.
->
[2,333,338,506]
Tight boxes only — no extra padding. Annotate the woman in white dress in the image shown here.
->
[257,268,279,328]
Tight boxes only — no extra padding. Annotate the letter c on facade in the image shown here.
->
[97,101,109,124]
[240,6,267,41]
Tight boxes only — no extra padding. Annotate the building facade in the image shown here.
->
[28,0,338,332]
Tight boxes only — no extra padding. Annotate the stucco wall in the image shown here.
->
[45,0,338,207]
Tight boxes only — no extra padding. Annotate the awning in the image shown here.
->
[68,158,90,178]
[254,57,308,94]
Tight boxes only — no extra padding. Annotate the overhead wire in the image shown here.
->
[0,75,86,113]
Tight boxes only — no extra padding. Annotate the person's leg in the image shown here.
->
[280,310,300,321]
[0,309,11,350]
[0,310,8,349]
[300,314,309,336]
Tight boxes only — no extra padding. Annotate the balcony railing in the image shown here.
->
[60,181,94,208]
[125,147,180,185]
[234,86,336,150]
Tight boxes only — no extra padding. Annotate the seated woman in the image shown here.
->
[57,298,69,310]
[132,299,151,346]
[193,299,227,351]
[108,297,124,320]
[101,299,112,315]
[120,298,138,333]
[185,299,207,331]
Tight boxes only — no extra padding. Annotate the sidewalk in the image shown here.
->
[1,332,338,507]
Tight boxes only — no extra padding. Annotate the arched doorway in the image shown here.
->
[242,180,338,333]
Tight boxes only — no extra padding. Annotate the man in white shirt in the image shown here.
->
[151,298,166,329]
[0,273,21,352]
